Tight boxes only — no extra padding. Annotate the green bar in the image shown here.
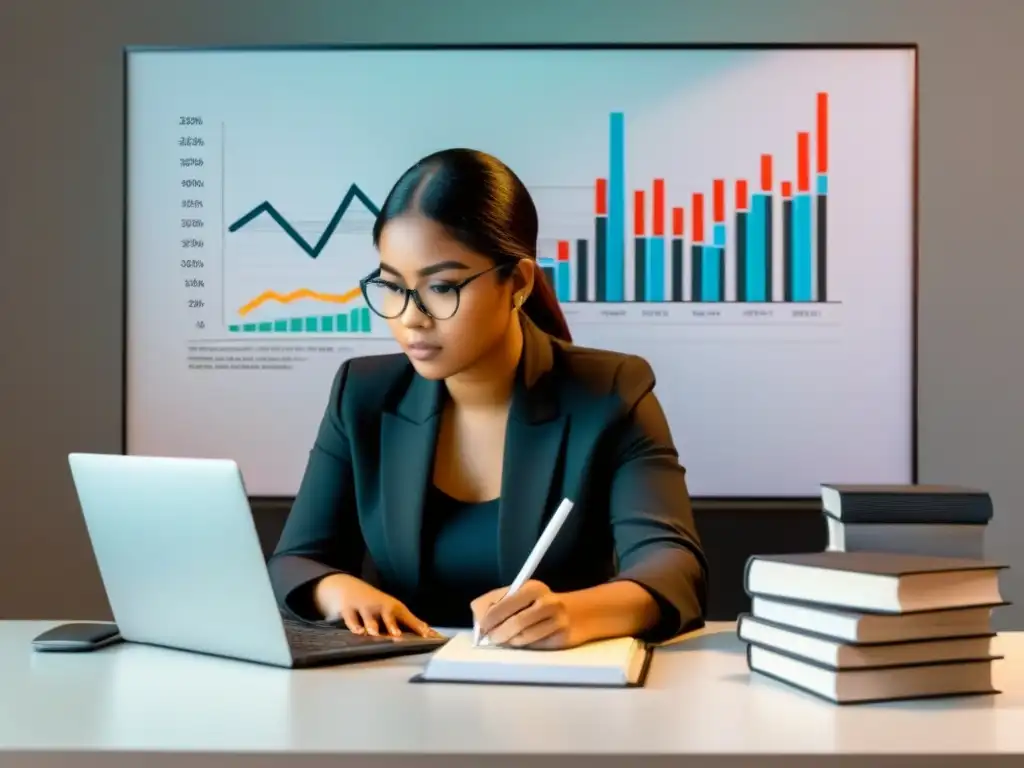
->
[349,308,361,333]
[274,319,288,332]
[305,317,317,332]
[322,315,334,332]
[360,307,371,333]
[336,314,347,332]
[290,318,302,332]
[242,323,257,332]
[228,325,240,332]
[258,322,272,332]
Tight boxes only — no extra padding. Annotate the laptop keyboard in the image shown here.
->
[283,619,436,652]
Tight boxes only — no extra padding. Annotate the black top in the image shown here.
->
[268,315,709,642]
[416,486,502,628]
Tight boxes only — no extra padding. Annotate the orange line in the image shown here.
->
[238,286,361,316]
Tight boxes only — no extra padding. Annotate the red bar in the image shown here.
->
[652,179,665,236]
[817,92,829,174]
[672,207,684,237]
[713,179,725,223]
[692,193,704,243]
[797,132,810,192]
[781,181,793,198]
[595,178,607,216]
[557,240,569,261]
[736,179,749,211]
[633,190,645,236]
[760,154,773,192]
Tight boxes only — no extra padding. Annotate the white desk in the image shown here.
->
[1,620,1022,767]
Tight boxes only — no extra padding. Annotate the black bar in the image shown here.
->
[783,198,793,302]
[816,195,827,301]
[575,239,588,303]
[542,265,556,291]
[671,238,684,301]
[736,211,748,301]
[633,238,646,301]
[691,244,703,302]
[594,216,607,302]
[765,194,774,302]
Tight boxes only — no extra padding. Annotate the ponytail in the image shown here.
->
[523,267,573,343]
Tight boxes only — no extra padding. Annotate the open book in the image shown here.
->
[411,632,651,687]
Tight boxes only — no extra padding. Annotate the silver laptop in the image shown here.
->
[67,452,446,668]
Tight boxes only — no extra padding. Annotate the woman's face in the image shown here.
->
[372,214,525,380]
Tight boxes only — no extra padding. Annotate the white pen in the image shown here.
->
[473,497,575,646]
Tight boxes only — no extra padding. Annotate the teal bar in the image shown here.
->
[336,314,348,332]
[746,194,767,302]
[289,318,302,332]
[349,309,361,332]
[360,307,370,332]
[274,319,288,332]
[701,247,722,302]
[305,317,317,332]
[242,323,257,332]
[606,112,625,301]
[228,325,240,332]
[646,238,665,301]
[258,322,272,332]
[793,194,813,301]
[322,315,334,332]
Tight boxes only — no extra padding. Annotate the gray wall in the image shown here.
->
[2,0,1022,627]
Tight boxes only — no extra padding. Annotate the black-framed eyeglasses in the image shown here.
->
[359,262,511,321]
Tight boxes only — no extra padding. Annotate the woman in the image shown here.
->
[269,148,708,649]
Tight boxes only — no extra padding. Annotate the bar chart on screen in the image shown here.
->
[538,92,832,316]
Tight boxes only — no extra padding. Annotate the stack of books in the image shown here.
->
[820,484,993,559]
[738,484,1008,704]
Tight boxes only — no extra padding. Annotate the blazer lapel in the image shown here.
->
[379,371,444,594]
[497,318,569,584]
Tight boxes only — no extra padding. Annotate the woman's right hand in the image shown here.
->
[313,573,437,638]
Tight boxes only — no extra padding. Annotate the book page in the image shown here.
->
[429,632,640,669]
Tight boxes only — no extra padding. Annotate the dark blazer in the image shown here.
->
[269,316,708,641]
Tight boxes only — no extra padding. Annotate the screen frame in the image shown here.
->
[121,42,919,508]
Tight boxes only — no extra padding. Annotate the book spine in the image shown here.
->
[742,555,758,597]
[828,495,993,525]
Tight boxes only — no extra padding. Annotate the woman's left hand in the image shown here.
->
[470,580,585,650]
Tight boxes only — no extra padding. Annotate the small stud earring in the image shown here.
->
[515,294,525,308]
